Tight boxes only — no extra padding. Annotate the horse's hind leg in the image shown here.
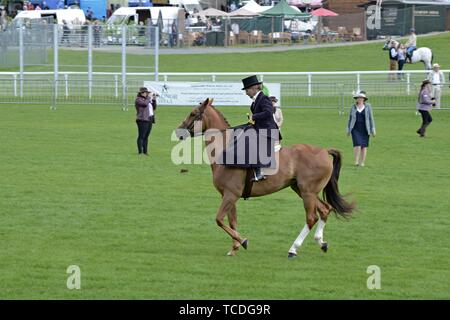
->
[288,192,318,258]
[227,204,242,256]
[216,193,247,254]
[315,199,332,253]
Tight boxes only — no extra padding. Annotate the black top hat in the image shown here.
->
[241,75,262,90]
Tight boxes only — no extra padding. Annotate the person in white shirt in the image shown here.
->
[270,96,283,128]
[427,63,445,109]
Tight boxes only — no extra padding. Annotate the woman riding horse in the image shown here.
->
[224,76,279,182]
[176,99,355,258]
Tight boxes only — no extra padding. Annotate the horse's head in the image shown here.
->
[176,98,213,140]
[382,38,391,50]
[383,38,398,50]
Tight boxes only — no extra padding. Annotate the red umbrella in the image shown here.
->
[311,8,338,43]
[311,8,339,16]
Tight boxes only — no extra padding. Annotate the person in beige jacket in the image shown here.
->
[427,63,445,109]
[270,96,283,128]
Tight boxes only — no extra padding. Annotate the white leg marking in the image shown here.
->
[314,219,326,246]
[289,224,310,255]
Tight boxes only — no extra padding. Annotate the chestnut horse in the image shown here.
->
[176,98,355,258]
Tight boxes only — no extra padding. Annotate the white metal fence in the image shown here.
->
[0,70,448,110]
[0,24,159,76]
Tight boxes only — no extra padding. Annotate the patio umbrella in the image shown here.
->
[193,8,229,17]
[228,8,261,17]
[311,8,338,43]
[311,8,339,17]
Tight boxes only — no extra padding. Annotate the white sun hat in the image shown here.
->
[352,90,368,100]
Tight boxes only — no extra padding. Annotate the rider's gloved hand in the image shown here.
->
[247,113,255,125]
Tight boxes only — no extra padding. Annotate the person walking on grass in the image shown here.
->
[427,63,445,109]
[416,80,435,138]
[347,91,376,167]
[135,87,157,155]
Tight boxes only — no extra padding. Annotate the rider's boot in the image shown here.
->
[252,167,266,182]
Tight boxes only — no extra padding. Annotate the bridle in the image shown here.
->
[185,107,206,137]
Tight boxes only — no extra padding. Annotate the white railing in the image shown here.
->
[0,70,448,97]
[1,71,448,110]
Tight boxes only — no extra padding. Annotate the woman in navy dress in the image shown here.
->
[347,91,376,167]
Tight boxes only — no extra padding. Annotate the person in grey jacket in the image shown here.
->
[347,91,376,167]
[416,79,435,137]
[135,87,157,155]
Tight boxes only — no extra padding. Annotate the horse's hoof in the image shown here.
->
[288,252,297,259]
[241,239,248,250]
[321,243,328,253]
[227,251,235,256]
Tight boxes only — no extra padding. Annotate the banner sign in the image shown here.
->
[143,81,281,106]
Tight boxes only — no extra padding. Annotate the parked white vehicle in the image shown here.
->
[13,9,86,28]
[169,0,203,24]
[107,6,182,31]
[285,16,318,33]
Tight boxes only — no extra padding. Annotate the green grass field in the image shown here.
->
[1,104,449,299]
[1,31,449,300]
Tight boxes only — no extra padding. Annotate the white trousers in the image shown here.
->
[431,85,442,109]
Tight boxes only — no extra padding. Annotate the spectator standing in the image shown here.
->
[416,80,435,137]
[93,20,101,47]
[86,7,94,21]
[135,87,157,155]
[0,10,7,32]
[427,63,445,109]
[107,4,114,18]
[231,22,239,43]
[170,21,178,47]
[347,91,376,167]
[270,96,283,128]
[397,43,406,80]
[388,42,398,81]
[61,20,70,45]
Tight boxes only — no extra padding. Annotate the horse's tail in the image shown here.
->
[323,149,355,219]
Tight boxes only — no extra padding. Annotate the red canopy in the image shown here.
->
[311,8,339,16]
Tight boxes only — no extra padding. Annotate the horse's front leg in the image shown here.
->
[227,204,242,256]
[216,193,248,255]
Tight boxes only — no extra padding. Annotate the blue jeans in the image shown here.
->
[407,46,416,57]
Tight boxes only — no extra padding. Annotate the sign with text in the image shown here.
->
[143,81,281,106]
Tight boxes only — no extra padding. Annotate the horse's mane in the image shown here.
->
[209,105,231,128]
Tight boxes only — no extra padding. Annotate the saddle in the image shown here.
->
[241,144,282,200]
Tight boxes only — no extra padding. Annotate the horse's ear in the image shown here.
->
[199,98,208,111]
[209,98,214,106]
